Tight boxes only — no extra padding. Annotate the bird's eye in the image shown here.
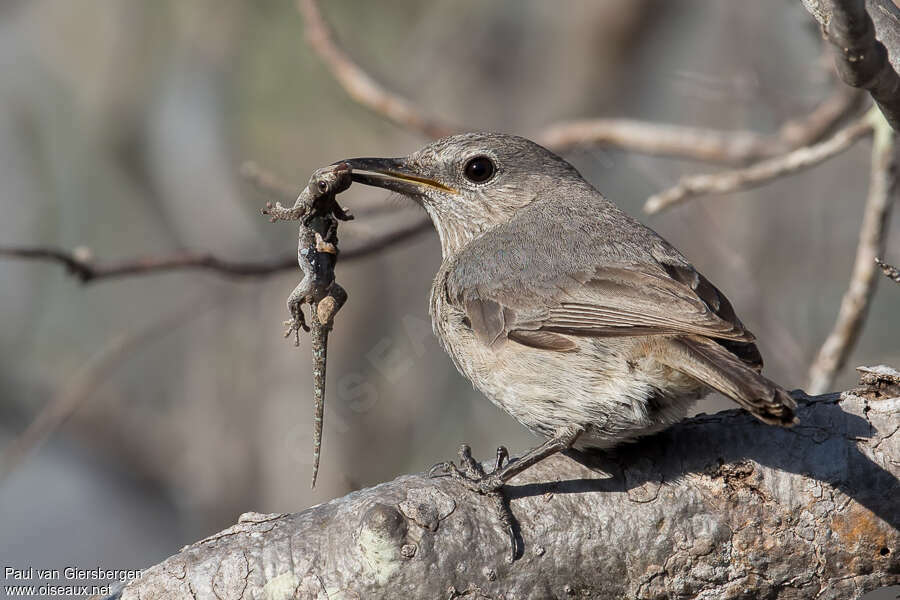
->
[463,156,496,183]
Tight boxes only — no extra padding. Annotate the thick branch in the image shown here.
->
[643,111,875,214]
[106,371,900,600]
[808,113,897,394]
[802,0,900,130]
[0,217,431,283]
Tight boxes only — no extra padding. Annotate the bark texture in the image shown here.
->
[105,371,900,600]
[801,0,900,130]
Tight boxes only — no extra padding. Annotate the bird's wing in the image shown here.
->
[442,213,755,354]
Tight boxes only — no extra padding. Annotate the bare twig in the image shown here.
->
[297,0,458,139]
[0,299,212,482]
[807,112,897,394]
[338,216,430,259]
[643,111,876,214]
[803,0,900,130]
[0,217,431,283]
[536,87,862,162]
[876,257,900,283]
[240,161,296,203]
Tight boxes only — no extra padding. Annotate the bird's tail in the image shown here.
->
[661,335,797,426]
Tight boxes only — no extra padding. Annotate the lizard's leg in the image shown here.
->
[262,201,306,222]
[283,285,310,346]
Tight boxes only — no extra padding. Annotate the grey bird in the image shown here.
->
[341,132,796,555]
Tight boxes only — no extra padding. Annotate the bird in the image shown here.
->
[339,132,796,557]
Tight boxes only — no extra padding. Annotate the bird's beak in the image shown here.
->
[338,157,456,195]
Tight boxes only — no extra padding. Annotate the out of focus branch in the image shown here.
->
[876,257,900,283]
[0,217,431,284]
[808,112,898,394]
[536,87,862,162]
[297,0,862,164]
[296,0,458,139]
[102,377,900,600]
[643,111,876,214]
[802,0,900,131]
[0,299,212,481]
[240,161,297,203]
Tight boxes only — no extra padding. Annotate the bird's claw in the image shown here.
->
[427,443,517,561]
[427,460,459,479]
[427,444,508,492]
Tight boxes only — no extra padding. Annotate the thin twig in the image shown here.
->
[339,216,430,259]
[536,87,862,162]
[297,0,458,139]
[0,299,212,481]
[643,111,876,214]
[807,111,897,394]
[875,257,900,283]
[240,161,297,203]
[0,217,432,283]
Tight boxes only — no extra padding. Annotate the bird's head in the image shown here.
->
[341,132,585,256]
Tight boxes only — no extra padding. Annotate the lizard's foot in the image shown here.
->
[429,444,517,562]
[331,200,353,221]
[283,312,309,346]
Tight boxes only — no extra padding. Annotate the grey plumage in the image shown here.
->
[344,132,796,454]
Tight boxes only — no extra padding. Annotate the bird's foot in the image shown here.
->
[428,444,509,493]
[429,444,517,562]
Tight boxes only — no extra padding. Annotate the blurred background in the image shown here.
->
[0,0,898,595]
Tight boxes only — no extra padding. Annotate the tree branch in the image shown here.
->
[535,86,863,163]
[643,111,876,214]
[240,161,298,203]
[0,217,431,284]
[0,298,214,482]
[807,112,898,394]
[296,0,458,139]
[298,0,862,164]
[100,369,900,600]
[802,0,900,131]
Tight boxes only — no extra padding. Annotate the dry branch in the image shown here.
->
[802,0,900,131]
[808,113,898,395]
[643,112,876,214]
[297,0,458,139]
[99,370,900,600]
[299,0,861,165]
[0,217,431,284]
[536,87,862,163]
[0,299,213,481]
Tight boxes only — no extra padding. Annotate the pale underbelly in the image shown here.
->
[447,331,709,448]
